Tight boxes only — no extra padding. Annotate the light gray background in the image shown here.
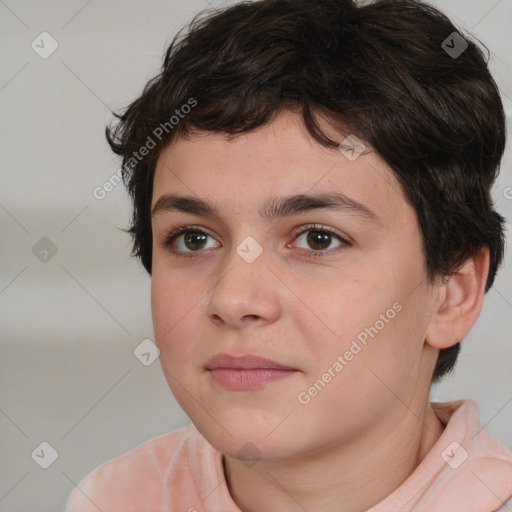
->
[0,0,511,511]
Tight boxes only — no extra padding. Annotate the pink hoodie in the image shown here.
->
[66,399,512,512]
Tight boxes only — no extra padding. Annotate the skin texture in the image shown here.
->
[150,110,489,512]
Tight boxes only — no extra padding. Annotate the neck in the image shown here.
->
[223,402,444,512]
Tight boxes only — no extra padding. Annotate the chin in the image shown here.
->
[189,407,302,459]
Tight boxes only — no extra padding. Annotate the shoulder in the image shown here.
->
[65,425,191,512]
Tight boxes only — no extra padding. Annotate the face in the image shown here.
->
[150,111,441,460]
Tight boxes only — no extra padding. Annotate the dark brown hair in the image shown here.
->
[106,0,507,382]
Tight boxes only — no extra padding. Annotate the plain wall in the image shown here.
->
[0,0,511,510]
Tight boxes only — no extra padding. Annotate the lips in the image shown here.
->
[205,353,298,390]
[206,353,295,370]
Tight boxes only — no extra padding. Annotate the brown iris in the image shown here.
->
[184,231,208,251]
[306,230,332,251]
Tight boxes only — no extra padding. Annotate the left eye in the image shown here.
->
[160,224,349,257]
[292,225,348,254]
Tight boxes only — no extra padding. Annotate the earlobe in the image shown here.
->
[425,248,490,349]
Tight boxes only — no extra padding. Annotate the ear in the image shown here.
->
[425,247,490,349]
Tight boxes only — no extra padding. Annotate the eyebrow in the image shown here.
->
[152,192,379,225]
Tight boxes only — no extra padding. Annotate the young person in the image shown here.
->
[66,0,512,510]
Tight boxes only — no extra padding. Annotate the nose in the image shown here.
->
[203,243,282,329]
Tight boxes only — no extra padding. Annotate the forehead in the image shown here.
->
[152,111,409,225]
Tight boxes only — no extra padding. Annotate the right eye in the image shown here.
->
[160,226,220,257]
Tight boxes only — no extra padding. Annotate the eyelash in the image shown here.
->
[159,224,351,259]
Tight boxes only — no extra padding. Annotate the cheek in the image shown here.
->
[295,271,390,351]
[296,265,420,383]
[150,270,202,361]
